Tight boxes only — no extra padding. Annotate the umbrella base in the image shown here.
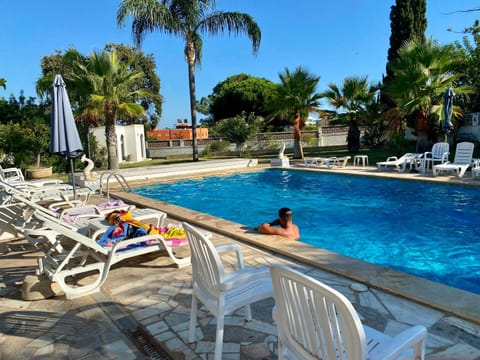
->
[69,172,100,191]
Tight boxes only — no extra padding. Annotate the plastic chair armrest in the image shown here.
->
[369,325,426,360]
[215,244,244,269]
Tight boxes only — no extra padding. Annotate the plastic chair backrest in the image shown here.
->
[183,222,224,298]
[270,265,367,360]
[431,142,449,160]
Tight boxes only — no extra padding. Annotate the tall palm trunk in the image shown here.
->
[293,113,304,159]
[415,109,429,153]
[185,39,198,162]
[105,101,119,170]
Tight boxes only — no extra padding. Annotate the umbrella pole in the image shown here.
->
[70,158,76,199]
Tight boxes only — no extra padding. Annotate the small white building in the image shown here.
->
[457,112,480,142]
[91,124,147,163]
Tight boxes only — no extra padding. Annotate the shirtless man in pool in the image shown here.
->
[257,207,300,241]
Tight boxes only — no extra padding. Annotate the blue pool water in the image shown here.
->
[133,169,480,295]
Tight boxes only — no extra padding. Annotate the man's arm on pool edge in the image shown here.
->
[256,223,299,241]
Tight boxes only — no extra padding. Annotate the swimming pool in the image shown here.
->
[133,169,480,295]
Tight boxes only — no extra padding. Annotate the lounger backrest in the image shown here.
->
[453,142,474,165]
[0,165,25,183]
[10,191,63,218]
[400,153,415,161]
[34,211,108,255]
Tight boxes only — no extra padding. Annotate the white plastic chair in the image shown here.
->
[433,142,474,178]
[183,221,273,360]
[421,142,449,173]
[270,264,427,360]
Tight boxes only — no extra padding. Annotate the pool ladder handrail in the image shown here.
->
[98,171,132,198]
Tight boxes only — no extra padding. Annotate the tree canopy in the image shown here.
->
[0,94,52,169]
[452,20,480,113]
[321,76,380,124]
[37,45,162,130]
[270,66,322,159]
[207,73,278,122]
[73,49,149,170]
[385,38,472,149]
[210,112,262,150]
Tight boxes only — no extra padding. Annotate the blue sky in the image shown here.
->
[0,1,478,129]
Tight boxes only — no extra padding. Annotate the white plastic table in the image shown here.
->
[353,155,369,167]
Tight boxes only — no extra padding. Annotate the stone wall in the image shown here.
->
[146,126,366,159]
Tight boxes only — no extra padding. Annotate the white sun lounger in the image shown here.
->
[376,153,422,172]
[0,182,99,234]
[24,210,187,299]
[304,156,350,169]
[0,177,93,204]
[433,142,474,178]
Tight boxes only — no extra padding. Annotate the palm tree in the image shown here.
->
[74,50,149,170]
[0,78,6,90]
[272,66,322,159]
[385,38,472,151]
[321,76,379,124]
[117,0,261,161]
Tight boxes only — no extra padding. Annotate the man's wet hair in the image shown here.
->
[279,207,292,221]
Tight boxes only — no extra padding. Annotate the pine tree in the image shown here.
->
[382,0,427,107]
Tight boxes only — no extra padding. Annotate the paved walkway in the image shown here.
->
[2,230,480,359]
[1,159,480,359]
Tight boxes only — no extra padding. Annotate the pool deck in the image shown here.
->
[2,158,480,359]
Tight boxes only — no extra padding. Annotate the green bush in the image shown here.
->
[301,132,318,147]
[203,140,231,157]
[209,140,231,153]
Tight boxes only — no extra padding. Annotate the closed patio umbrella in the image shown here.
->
[442,87,454,141]
[50,74,83,198]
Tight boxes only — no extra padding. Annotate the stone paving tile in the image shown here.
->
[427,343,480,360]
[242,343,273,359]
[146,320,169,335]
[243,319,277,336]
[103,340,138,359]
[374,289,445,327]
[165,312,190,329]
[154,329,178,343]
